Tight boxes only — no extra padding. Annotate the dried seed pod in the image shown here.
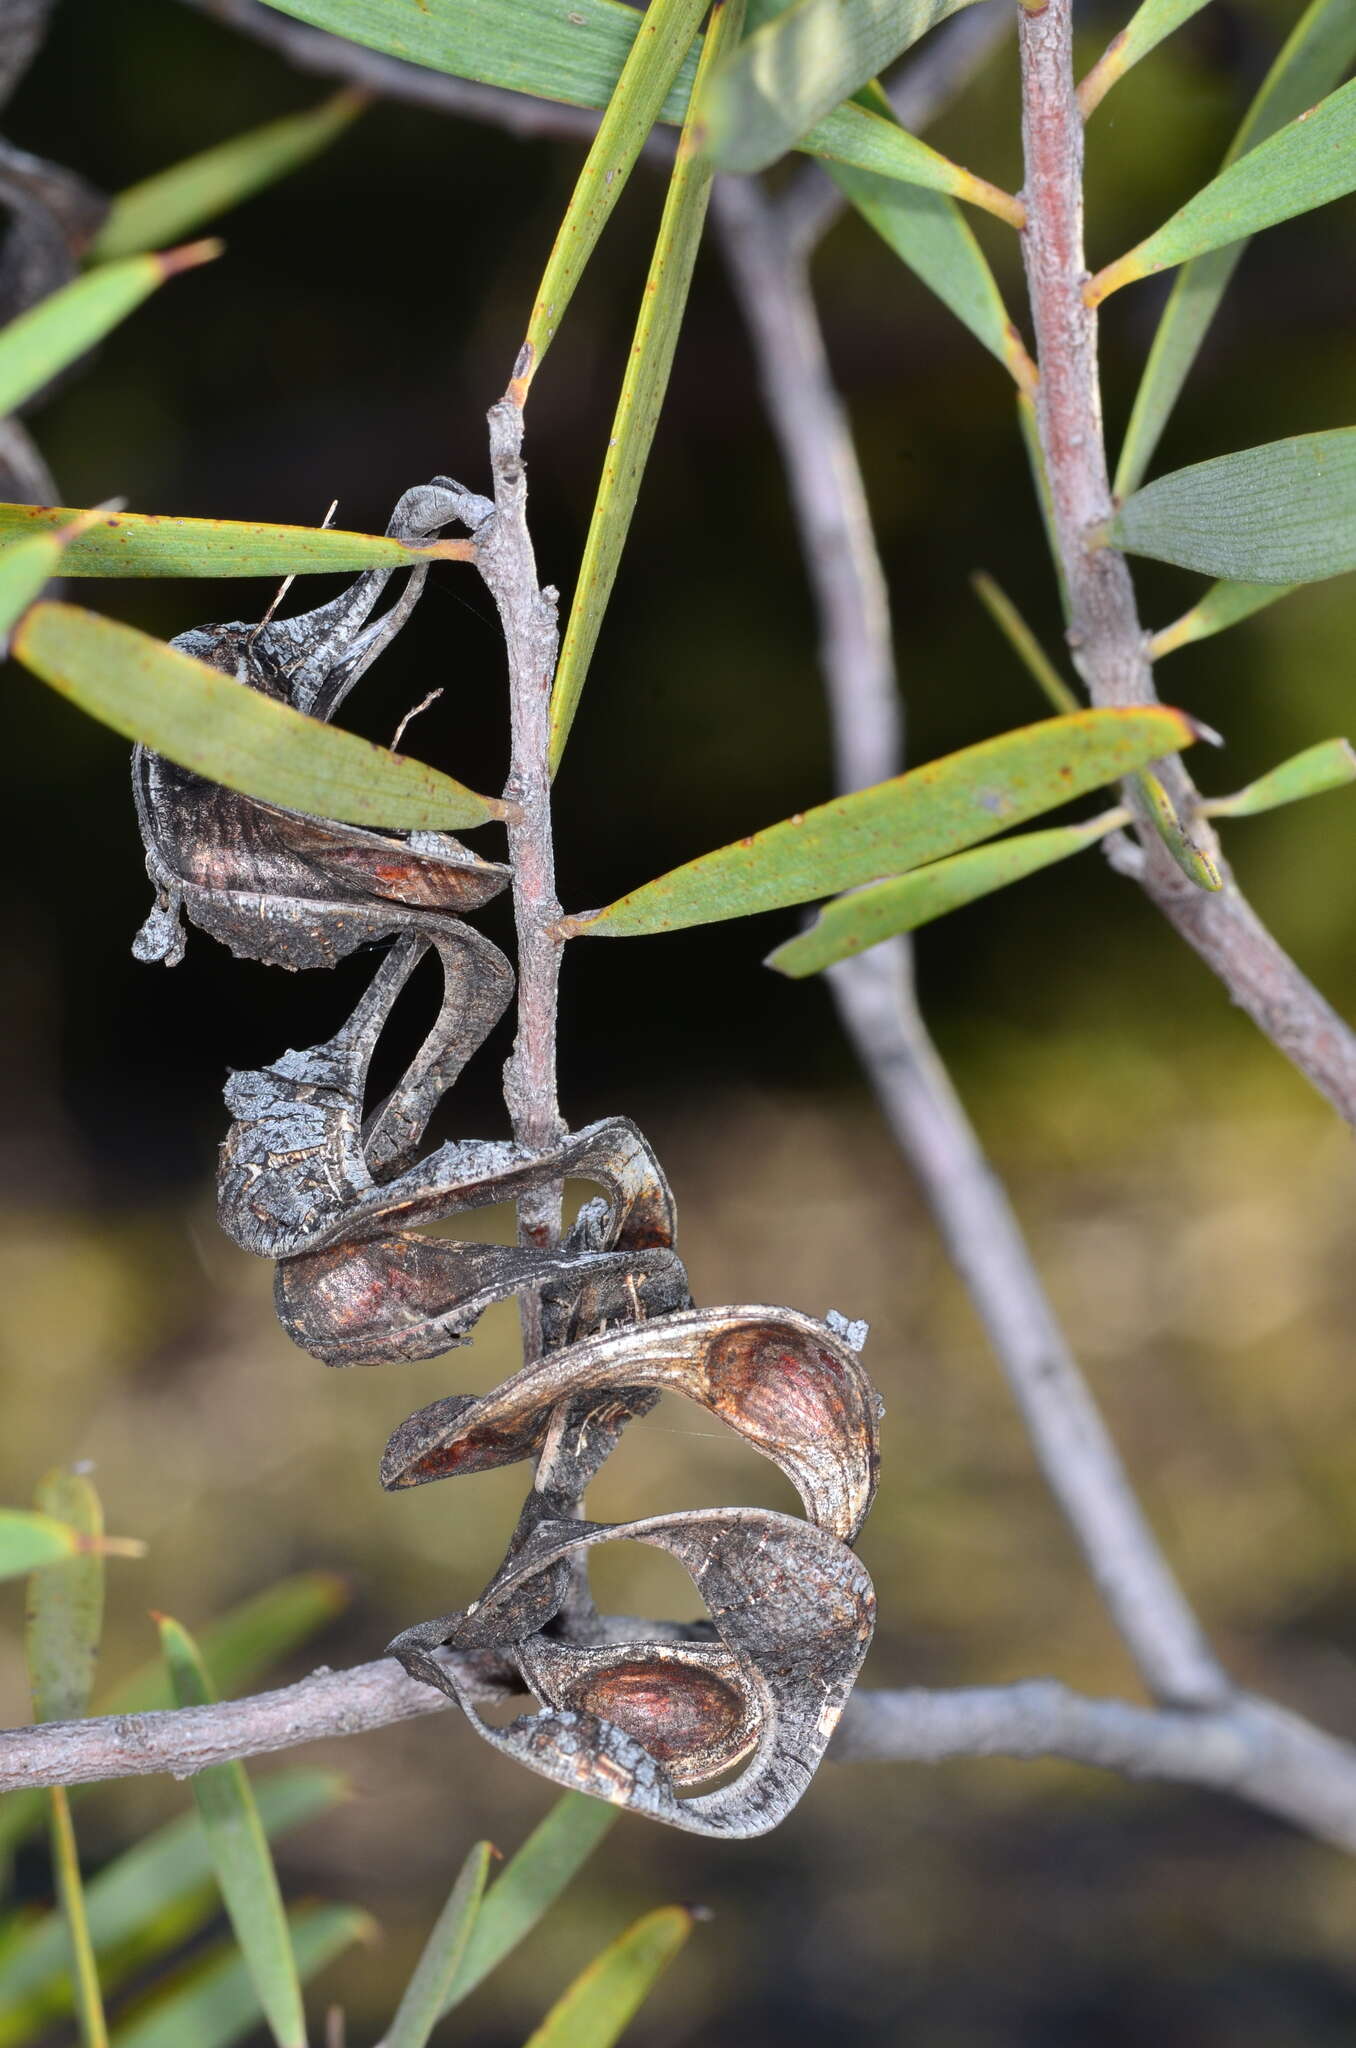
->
[391,1507,876,1838]
[132,468,882,1837]
[381,1303,880,1540]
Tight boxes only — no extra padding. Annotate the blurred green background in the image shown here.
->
[3,0,1356,2040]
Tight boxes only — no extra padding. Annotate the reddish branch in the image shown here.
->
[1017,0,1356,1127]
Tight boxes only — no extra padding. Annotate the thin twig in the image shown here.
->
[474,388,566,1354]
[8,1663,1356,1857]
[1016,0,1356,1128]
[714,172,1225,1709]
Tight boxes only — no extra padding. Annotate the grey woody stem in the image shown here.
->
[1016,0,1356,1128]
[8,1662,1356,1859]
[475,390,566,1354]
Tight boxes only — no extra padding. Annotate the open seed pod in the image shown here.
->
[391,1506,876,1839]
[131,464,882,1836]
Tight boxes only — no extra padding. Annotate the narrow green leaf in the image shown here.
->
[14,602,503,829]
[0,1575,349,1867]
[522,1905,695,2048]
[0,1772,343,2028]
[109,1903,371,2048]
[0,509,112,641]
[258,0,1024,219]
[0,1510,86,1581]
[92,92,366,262]
[566,706,1200,937]
[520,0,709,388]
[444,1795,618,2015]
[0,501,473,577]
[548,0,744,773]
[157,1617,306,2048]
[778,94,1024,221]
[767,810,1125,975]
[1090,73,1356,304]
[1149,577,1296,656]
[1204,737,1356,816]
[1111,429,1356,583]
[1078,0,1214,119]
[27,1470,104,1724]
[970,571,1079,712]
[1115,0,1356,495]
[259,0,702,115]
[701,0,981,172]
[385,1842,492,2048]
[49,1791,107,2048]
[0,243,218,419]
[1134,767,1222,888]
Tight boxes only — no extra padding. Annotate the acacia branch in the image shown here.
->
[8,1665,1356,1857]
[713,173,1224,1709]
[1017,0,1356,1128]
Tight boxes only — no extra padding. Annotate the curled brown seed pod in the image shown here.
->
[132,470,882,1836]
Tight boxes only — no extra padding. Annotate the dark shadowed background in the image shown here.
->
[3,0,1356,2041]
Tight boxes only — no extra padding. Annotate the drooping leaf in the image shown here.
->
[565,707,1199,937]
[443,1797,618,2015]
[766,811,1124,974]
[700,0,981,171]
[1078,0,1214,118]
[48,1791,106,2048]
[970,571,1079,711]
[1149,577,1296,657]
[26,1470,105,1724]
[1204,737,1356,816]
[92,92,366,262]
[0,501,473,577]
[548,0,744,772]
[0,1772,344,2033]
[1111,429,1356,582]
[108,1903,371,2048]
[1134,767,1221,888]
[825,74,1029,378]
[1089,73,1356,304]
[519,0,709,389]
[1114,0,1356,495]
[383,1841,492,2048]
[257,0,1024,218]
[156,1617,306,2048]
[0,243,218,419]
[521,1905,696,2048]
[0,1575,348,1867]
[13,602,504,829]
